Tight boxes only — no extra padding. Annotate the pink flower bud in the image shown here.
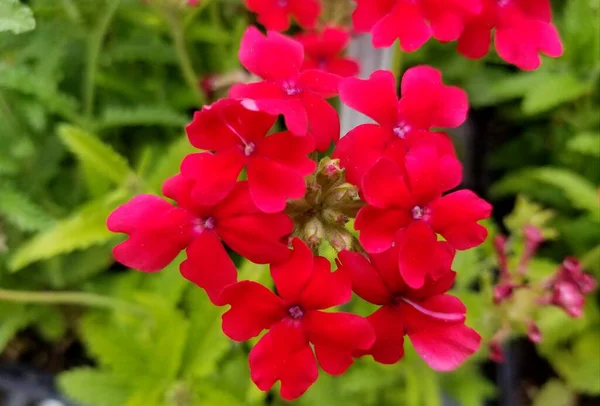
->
[527,320,542,343]
[552,281,585,318]
[493,282,515,304]
[518,225,544,275]
[493,235,509,279]
[489,340,505,363]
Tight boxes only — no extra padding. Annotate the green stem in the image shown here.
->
[83,0,120,120]
[0,288,143,314]
[165,9,205,106]
[392,42,404,79]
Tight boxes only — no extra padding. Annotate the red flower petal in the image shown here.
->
[303,92,340,151]
[298,69,341,98]
[249,321,317,401]
[242,97,309,137]
[180,231,238,305]
[259,130,316,174]
[304,311,375,374]
[352,0,396,32]
[288,0,321,30]
[355,205,411,254]
[326,57,360,77]
[362,158,413,209]
[108,195,194,272]
[338,250,391,305]
[404,145,445,204]
[429,190,492,249]
[339,70,398,127]
[180,152,245,207]
[372,1,432,50]
[457,24,492,59]
[238,27,304,81]
[333,124,392,187]
[221,281,287,341]
[300,257,352,310]
[364,305,406,364]
[271,238,313,303]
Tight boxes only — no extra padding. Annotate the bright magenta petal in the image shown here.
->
[352,0,396,32]
[303,92,340,151]
[372,2,432,51]
[298,69,341,98]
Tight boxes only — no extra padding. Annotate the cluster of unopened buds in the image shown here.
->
[109,0,565,400]
[488,226,597,362]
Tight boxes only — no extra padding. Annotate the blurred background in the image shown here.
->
[0,0,598,405]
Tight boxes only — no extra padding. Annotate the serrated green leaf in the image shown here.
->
[97,105,188,129]
[58,124,133,185]
[567,132,600,157]
[58,367,131,406]
[522,73,591,115]
[8,189,130,271]
[491,168,600,218]
[0,0,35,34]
[0,182,55,231]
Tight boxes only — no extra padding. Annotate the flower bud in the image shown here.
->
[551,280,585,318]
[303,218,324,250]
[526,320,542,343]
[518,225,544,275]
[317,157,344,184]
[321,208,349,225]
[488,340,505,363]
[326,227,354,252]
[493,234,509,278]
[493,282,515,304]
[324,183,359,207]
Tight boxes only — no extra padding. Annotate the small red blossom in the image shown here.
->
[185,98,316,212]
[355,144,491,287]
[549,258,597,317]
[457,0,563,70]
[107,179,292,305]
[339,248,481,370]
[352,0,482,51]
[221,239,375,400]
[334,67,467,186]
[295,27,360,77]
[244,0,321,32]
[230,27,341,151]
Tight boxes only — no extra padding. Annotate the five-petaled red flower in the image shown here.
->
[221,238,375,400]
[334,67,467,187]
[352,0,482,51]
[230,27,341,151]
[244,0,321,32]
[355,144,492,288]
[185,98,316,212]
[295,26,360,77]
[457,0,563,70]
[107,177,292,304]
[339,248,481,370]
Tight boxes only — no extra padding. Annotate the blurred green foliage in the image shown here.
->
[0,0,598,405]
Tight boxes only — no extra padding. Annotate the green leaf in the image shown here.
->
[58,124,133,185]
[0,182,54,231]
[97,105,188,129]
[146,136,197,192]
[551,331,600,395]
[522,73,591,115]
[491,168,600,219]
[567,132,600,157]
[0,304,31,352]
[532,380,575,406]
[8,190,130,271]
[0,0,35,34]
[59,367,131,406]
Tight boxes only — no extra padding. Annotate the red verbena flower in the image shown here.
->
[334,67,468,186]
[220,238,375,400]
[352,0,482,51]
[550,258,597,317]
[230,27,341,152]
[185,98,316,212]
[244,0,321,32]
[107,178,292,305]
[339,248,481,370]
[295,26,360,77]
[355,144,492,288]
[457,0,563,70]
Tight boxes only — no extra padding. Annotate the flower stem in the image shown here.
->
[165,9,205,106]
[0,288,143,314]
[83,0,120,120]
[392,42,404,79]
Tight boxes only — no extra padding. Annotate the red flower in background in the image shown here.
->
[334,67,468,187]
[549,258,597,317]
[185,99,316,213]
[339,249,480,370]
[230,27,341,151]
[457,0,563,70]
[296,26,360,77]
[221,239,374,400]
[107,179,292,304]
[356,144,491,288]
[244,0,321,32]
[352,0,481,50]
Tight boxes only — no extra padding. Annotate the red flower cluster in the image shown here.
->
[352,0,563,70]
[108,27,491,399]
[295,26,360,77]
[244,0,321,32]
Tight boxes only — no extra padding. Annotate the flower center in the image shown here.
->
[393,122,412,139]
[282,81,301,96]
[244,142,256,157]
[411,206,427,220]
[194,217,215,233]
[288,305,304,320]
